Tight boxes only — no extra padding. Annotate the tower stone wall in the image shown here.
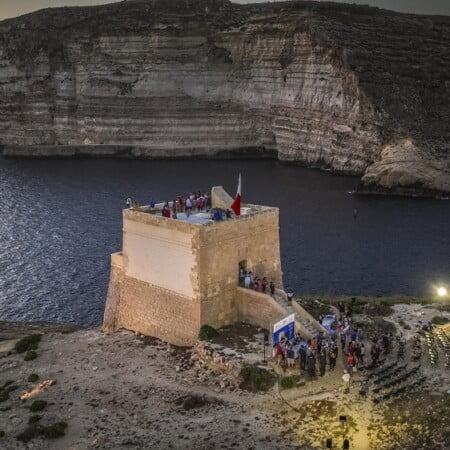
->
[103,199,284,345]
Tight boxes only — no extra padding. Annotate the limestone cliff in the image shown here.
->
[0,0,448,194]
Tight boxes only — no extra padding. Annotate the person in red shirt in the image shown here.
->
[177,196,184,212]
[261,277,268,293]
[311,337,318,355]
[275,342,284,366]
[197,196,204,211]
[347,354,355,373]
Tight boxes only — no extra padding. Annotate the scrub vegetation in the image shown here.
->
[42,421,68,439]
[279,375,302,390]
[24,350,38,361]
[431,316,449,325]
[14,334,42,353]
[198,325,218,341]
[239,366,275,391]
[29,400,47,412]
[0,381,18,403]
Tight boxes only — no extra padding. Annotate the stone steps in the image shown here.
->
[272,290,324,339]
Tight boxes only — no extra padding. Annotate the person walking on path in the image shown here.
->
[342,370,351,393]
[299,344,307,371]
[347,353,356,373]
[340,331,346,350]
[286,342,295,369]
[306,353,316,378]
[319,348,327,376]
[329,346,337,370]
[360,343,365,364]
[357,328,364,341]
[354,342,362,367]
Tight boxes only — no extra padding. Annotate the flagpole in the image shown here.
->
[230,173,241,216]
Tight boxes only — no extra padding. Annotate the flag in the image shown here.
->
[230,173,241,216]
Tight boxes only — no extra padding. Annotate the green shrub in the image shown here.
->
[42,422,67,439]
[28,415,42,424]
[14,335,42,354]
[28,374,39,383]
[403,323,411,330]
[29,400,47,412]
[431,316,449,325]
[0,382,18,403]
[239,366,275,391]
[24,350,37,361]
[279,375,300,389]
[198,325,218,341]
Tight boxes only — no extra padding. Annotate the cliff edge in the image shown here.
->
[0,0,448,195]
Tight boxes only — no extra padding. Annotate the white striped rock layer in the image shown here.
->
[0,0,448,195]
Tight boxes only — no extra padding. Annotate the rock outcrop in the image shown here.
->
[0,0,448,194]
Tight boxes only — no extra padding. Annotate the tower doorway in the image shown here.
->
[238,260,247,286]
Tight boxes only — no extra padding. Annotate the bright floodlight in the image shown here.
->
[437,287,447,297]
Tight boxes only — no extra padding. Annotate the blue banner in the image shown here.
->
[273,313,295,345]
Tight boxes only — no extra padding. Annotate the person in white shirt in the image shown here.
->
[342,370,351,393]
[244,273,251,289]
[185,197,192,217]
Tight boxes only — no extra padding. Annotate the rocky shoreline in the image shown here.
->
[1,145,277,160]
[2,146,448,198]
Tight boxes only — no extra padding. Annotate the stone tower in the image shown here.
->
[103,187,284,345]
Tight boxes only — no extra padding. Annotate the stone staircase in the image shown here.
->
[272,289,328,339]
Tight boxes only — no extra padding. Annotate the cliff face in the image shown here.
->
[0,0,448,194]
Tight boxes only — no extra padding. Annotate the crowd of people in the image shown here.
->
[273,302,395,393]
[150,191,211,219]
[240,268,275,296]
[274,331,344,379]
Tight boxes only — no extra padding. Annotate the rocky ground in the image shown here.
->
[0,324,299,450]
[1,303,450,449]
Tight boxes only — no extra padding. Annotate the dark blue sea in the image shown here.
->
[0,158,449,326]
